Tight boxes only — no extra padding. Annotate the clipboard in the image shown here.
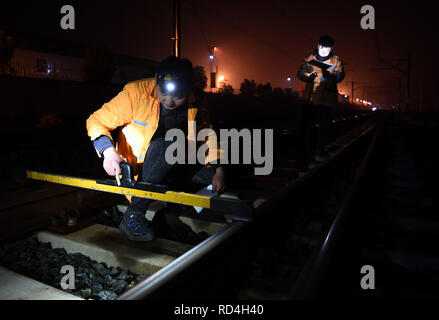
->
[308,59,334,70]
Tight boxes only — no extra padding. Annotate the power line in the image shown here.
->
[184,0,303,62]
[192,3,212,54]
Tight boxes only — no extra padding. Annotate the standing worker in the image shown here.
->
[297,35,345,164]
[86,56,224,242]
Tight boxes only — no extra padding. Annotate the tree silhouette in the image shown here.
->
[240,78,257,96]
[283,88,298,98]
[256,82,273,97]
[193,65,207,90]
[273,87,284,98]
[218,81,234,95]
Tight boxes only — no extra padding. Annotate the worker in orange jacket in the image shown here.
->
[86,56,224,242]
[297,35,345,164]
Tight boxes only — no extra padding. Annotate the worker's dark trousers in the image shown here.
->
[300,104,333,161]
[128,137,216,212]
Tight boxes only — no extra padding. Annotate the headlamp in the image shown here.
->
[157,74,188,96]
[165,81,176,92]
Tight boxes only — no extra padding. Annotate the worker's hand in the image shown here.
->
[308,71,318,81]
[102,147,122,176]
[211,167,225,192]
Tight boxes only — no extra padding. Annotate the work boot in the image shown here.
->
[119,207,155,242]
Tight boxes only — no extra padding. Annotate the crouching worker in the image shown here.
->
[86,56,224,242]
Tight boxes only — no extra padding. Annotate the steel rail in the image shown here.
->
[288,115,386,299]
[253,116,380,214]
[118,116,382,300]
[117,221,246,300]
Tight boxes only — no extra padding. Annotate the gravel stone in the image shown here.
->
[80,288,92,299]
[98,290,118,300]
[91,282,103,294]
[0,236,147,300]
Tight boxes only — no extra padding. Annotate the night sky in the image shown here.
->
[1,0,438,109]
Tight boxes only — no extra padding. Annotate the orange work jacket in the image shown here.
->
[86,78,221,177]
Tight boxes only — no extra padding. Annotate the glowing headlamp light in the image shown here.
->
[166,82,176,92]
[158,73,189,97]
[162,75,178,93]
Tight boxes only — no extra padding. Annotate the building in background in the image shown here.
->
[10,48,83,81]
[1,31,158,84]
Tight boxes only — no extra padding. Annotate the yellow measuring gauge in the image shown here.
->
[26,170,211,208]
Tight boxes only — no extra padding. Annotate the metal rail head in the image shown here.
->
[117,221,246,300]
[119,114,383,300]
[254,117,381,218]
[288,116,386,299]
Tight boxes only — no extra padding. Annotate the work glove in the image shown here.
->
[322,66,337,82]
[308,71,318,82]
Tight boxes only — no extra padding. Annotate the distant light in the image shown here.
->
[287,77,291,81]
[344,95,348,98]
[166,82,176,92]
[372,107,377,111]
[356,98,359,102]
[209,55,214,60]
[213,47,217,51]
[218,75,225,82]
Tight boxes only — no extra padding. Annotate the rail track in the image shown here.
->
[0,111,384,300]
[289,112,439,299]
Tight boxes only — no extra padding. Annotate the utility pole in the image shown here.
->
[209,47,218,92]
[351,81,354,104]
[172,0,181,57]
[398,78,402,112]
[407,49,411,113]
[370,49,411,112]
